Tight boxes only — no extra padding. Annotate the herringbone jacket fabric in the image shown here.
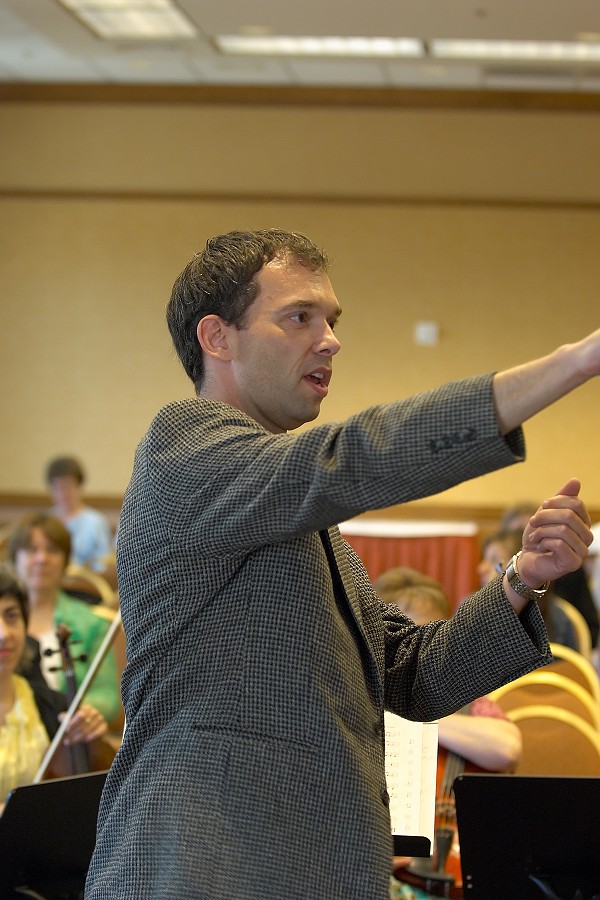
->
[85,374,550,899]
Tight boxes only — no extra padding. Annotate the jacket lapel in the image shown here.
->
[321,527,362,621]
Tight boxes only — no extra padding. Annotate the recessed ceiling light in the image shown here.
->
[215,35,423,58]
[431,39,600,63]
[57,0,197,40]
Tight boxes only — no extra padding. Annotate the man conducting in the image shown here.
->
[86,230,598,900]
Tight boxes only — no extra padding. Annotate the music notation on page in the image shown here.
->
[384,712,438,849]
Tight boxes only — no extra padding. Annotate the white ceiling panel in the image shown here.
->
[92,46,199,82]
[386,61,481,89]
[190,57,291,85]
[287,58,389,87]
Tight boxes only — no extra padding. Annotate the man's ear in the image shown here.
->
[197,315,232,361]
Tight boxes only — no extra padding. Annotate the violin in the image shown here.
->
[52,622,92,774]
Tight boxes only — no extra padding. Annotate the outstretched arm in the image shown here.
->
[493,328,600,435]
[503,477,592,615]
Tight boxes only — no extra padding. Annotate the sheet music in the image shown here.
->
[384,712,438,848]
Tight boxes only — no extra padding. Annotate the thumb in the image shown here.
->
[552,477,581,498]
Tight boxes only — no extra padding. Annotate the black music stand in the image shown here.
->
[454,773,600,900]
[392,834,431,857]
[0,771,107,900]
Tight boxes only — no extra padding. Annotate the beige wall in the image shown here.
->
[1,100,599,511]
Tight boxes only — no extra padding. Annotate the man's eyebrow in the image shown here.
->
[283,299,343,320]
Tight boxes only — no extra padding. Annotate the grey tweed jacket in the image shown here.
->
[85,374,550,900]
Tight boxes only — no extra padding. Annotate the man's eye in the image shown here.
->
[291,312,308,324]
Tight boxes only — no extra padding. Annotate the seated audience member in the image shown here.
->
[0,566,106,807]
[376,568,522,899]
[479,529,579,651]
[501,501,599,647]
[586,523,600,613]
[372,567,449,616]
[586,523,600,671]
[7,514,120,724]
[45,455,114,575]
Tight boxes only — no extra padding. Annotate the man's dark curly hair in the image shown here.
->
[166,229,331,390]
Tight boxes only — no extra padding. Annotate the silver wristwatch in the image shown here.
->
[505,551,550,602]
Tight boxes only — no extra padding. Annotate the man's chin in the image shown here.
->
[286,405,322,431]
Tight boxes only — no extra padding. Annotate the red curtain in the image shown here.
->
[340,525,481,611]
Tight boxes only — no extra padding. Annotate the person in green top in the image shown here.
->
[8,513,120,724]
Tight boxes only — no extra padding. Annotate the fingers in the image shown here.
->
[517,479,593,587]
[60,705,108,746]
[525,512,591,562]
[527,480,592,541]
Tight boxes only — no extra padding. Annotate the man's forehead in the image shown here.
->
[257,257,340,306]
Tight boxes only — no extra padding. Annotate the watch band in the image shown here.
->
[505,551,550,602]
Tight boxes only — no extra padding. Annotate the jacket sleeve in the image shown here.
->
[146,374,525,556]
[381,578,551,721]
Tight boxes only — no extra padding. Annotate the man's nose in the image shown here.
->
[318,324,341,356]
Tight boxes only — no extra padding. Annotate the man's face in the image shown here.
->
[220,256,342,433]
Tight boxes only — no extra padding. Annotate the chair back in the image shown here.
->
[508,705,600,776]
[488,670,600,729]
[548,642,600,704]
[554,596,592,658]
[62,563,118,608]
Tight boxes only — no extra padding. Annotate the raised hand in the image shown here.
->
[517,477,592,589]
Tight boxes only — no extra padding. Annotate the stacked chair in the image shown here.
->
[488,633,600,776]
